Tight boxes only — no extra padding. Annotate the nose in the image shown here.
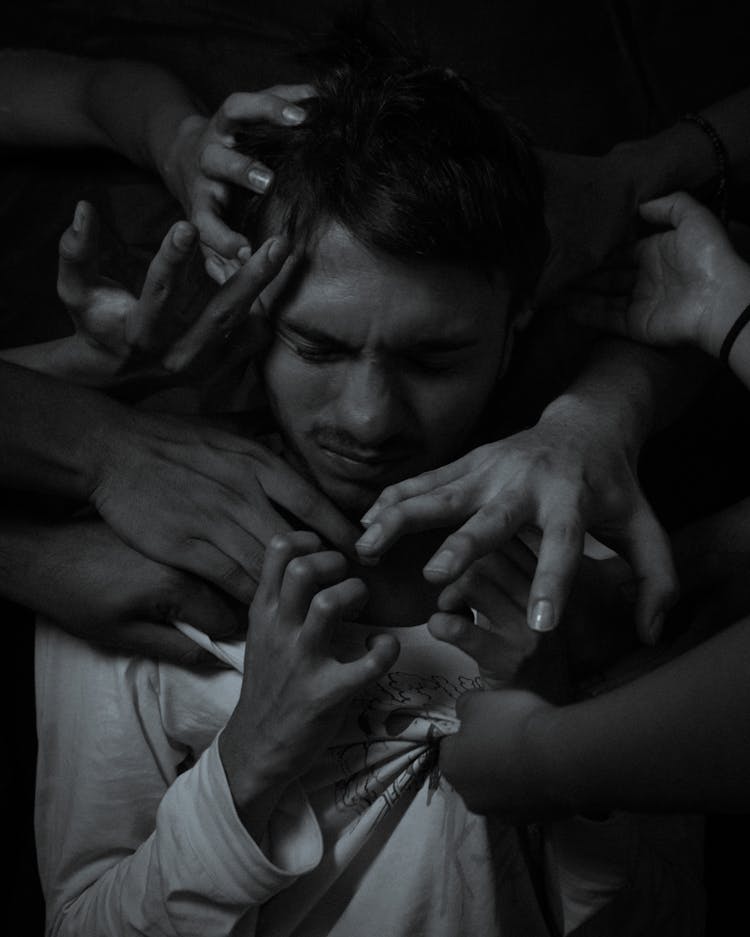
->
[334,359,407,446]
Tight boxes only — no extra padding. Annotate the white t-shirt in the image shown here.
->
[34,619,704,937]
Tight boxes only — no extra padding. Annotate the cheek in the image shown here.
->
[262,347,332,432]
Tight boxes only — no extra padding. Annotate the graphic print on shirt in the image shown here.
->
[331,669,482,818]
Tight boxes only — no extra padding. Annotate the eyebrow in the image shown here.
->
[278,318,481,353]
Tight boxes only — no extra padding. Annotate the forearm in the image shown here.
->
[542,338,709,453]
[616,87,750,203]
[0,359,120,498]
[535,617,750,813]
[0,50,200,191]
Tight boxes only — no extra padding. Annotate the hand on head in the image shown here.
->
[164,84,314,282]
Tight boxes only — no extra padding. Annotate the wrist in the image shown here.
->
[219,721,289,839]
[699,260,750,359]
[610,119,718,203]
[162,113,208,208]
[539,387,640,462]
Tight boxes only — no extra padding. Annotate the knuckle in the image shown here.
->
[287,557,313,584]
[269,532,292,554]
[310,590,337,618]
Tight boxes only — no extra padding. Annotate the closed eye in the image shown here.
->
[274,324,348,362]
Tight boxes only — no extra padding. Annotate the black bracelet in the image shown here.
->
[719,302,750,367]
[681,112,729,223]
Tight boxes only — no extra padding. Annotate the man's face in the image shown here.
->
[263,224,513,519]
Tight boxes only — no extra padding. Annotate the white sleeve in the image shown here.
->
[35,623,323,937]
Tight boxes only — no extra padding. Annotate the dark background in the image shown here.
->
[2,2,749,933]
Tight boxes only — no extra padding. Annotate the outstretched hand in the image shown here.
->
[357,407,677,644]
[572,191,750,356]
[56,199,291,389]
[164,84,313,281]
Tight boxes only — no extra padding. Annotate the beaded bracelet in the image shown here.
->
[681,112,729,223]
[719,302,750,367]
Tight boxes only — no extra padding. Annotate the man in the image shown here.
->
[34,34,702,937]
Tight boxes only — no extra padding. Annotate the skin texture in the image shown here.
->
[262,223,517,520]
[220,223,536,830]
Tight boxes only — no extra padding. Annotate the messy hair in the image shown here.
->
[239,24,548,299]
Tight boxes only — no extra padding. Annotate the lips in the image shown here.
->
[317,441,413,481]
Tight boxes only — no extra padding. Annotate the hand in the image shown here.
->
[164,85,313,281]
[88,409,361,603]
[356,405,677,644]
[220,532,399,829]
[427,542,566,697]
[31,519,244,663]
[439,686,559,820]
[56,200,290,388]
[572,191,750,355]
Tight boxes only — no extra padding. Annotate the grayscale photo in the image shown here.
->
[2,2,749,934]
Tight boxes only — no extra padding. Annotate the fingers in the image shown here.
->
[57,200,100,310]
[259,531,323,602]
[360,458,470,526]
[437,549,532,618]
[337,631,400,694]
[254,457,360,555]
[213,88,313,137]
[278,549,349,624]
[356,480,473,564]
[612,500,680,644]
[303,577,369,647]
[421,495,530,583]
[128,221,198,352]
[638,190,706,230]
[162,235,290,373]
[526,509,585,632]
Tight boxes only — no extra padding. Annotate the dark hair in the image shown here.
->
[239,27,548,299]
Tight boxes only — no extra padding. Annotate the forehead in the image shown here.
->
[273,223,511,344]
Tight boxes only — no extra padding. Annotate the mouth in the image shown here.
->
[317,441,412,482]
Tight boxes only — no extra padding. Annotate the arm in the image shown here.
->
[537,84,750,301]
[357,334,694,642]
[0,516,243,659]
[35,623,319,937]
[0,360,357,605]
[0,49,311,276]
[0,49,196,173]
[441,617,750,817]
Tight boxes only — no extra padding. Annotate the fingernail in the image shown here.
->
[73,201,86,233]
[424,550,458,578]
[172,223,196,251]
[282,104,305,124]
[247,167,273,192]
[647,612,664,646]
[360,507,379,526]
[355,524,382,555]
[237,246,253,262]
[530,599,555,632]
